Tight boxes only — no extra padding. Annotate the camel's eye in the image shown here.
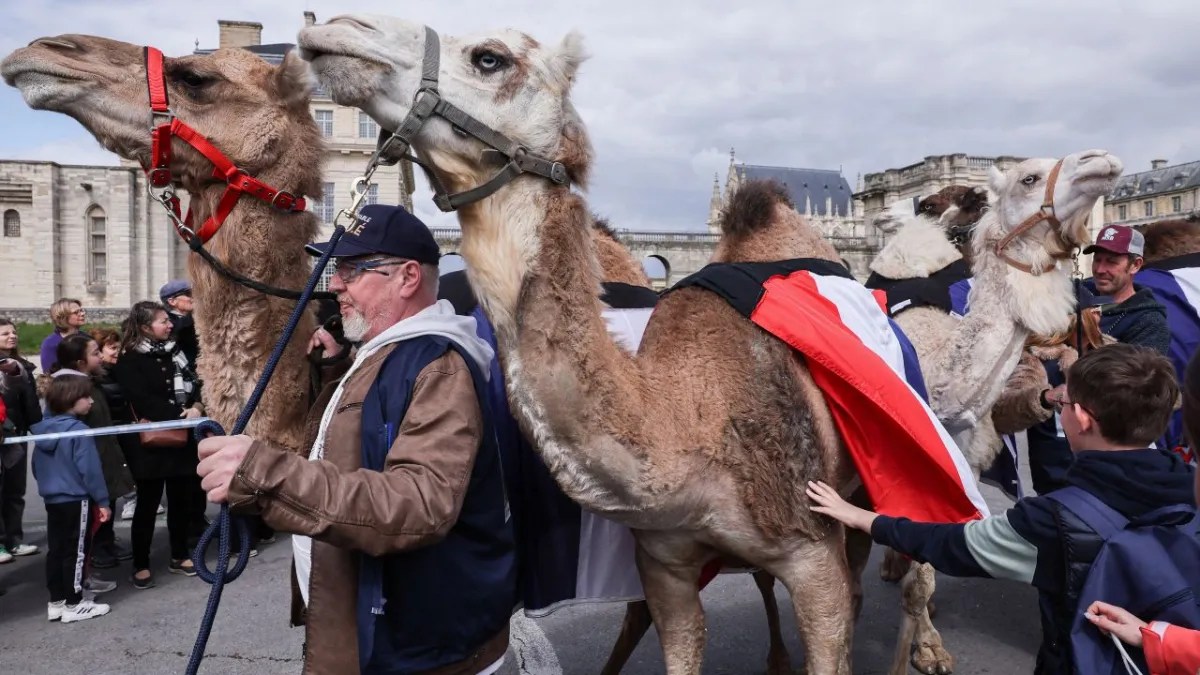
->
[472,51,508,74]
[172,68,214,91]
[1021,174,1039,186]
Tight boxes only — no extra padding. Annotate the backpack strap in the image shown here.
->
[1045,486,1129,540]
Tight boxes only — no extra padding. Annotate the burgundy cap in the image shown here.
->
[1083,225,1145,257]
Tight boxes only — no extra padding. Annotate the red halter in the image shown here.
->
[143,46,306,245]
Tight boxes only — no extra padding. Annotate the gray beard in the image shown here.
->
[342,309,371,343]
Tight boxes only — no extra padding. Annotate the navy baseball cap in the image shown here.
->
[159,279,192,302]
[306,204,440,265]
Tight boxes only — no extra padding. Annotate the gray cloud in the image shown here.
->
[3,0,1198,231]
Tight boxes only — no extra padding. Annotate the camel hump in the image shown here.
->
[1142,218,1200,262]
[719,179,795,237]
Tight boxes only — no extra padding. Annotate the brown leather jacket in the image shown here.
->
[228,346,509,674]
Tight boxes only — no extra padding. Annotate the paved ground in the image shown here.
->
[0,462,1038,674]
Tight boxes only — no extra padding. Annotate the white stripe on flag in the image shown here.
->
[1170,267,1200,319]
[812,275,991,518]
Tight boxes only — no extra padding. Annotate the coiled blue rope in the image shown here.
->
[185,225,346,674]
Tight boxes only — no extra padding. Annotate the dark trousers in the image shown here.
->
[94,517,115,548]
[0,449,28,548]
[131,477,194,570]
[45,500,93,605]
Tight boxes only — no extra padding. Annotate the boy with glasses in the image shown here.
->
[807,343,1195,674]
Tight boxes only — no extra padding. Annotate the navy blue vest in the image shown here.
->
[358,335,516,673]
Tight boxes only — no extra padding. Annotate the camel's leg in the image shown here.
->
[635,543,707,675]
[889,562,954,675]
[843,526,873,622]
[752,570,792,675]
[879,547,910,583]
[844,486,874,622]
[767,537,854,675]
[599,601,653,675]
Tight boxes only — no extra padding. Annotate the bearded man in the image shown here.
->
[196,204,516,675]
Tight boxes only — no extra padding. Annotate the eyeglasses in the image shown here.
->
[1054,396,1096,419]
[331,257,411,284]
[70,308,86,315]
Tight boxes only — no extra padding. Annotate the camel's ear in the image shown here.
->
[273,51,314,111]
[549,31,589,89]
[988,165,1007,194]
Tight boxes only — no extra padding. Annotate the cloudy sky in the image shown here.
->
[2,1,1198,231]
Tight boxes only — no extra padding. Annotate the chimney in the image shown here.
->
[304,11,316,27]
[217,20,263,49]
[1152,158,1168,170]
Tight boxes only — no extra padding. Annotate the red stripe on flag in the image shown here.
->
[750,271,981,524]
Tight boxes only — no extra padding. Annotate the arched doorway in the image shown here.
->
[642,254,671,289]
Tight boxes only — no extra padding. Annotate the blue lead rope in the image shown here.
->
[185,225,346,675]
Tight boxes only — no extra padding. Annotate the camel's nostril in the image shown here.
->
[328,15,376,32]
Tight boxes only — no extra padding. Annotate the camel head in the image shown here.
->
[979,150,1122,273]
[298,15,592,195]
[1,35,322,195]
[973,150,1122,336]
[919,185,989,245]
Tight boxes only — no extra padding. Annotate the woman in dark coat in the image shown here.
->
[0,318,43,560]
[112,301,204,588]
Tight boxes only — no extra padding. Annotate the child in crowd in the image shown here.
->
[807,343,1196,674]
[30,375,114,623]
[1082,347,1200,674]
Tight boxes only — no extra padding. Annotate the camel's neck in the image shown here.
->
[929,261,1027,433]
[928,239,1075,434]
[456,181,649,514]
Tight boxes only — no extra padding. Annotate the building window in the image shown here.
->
[1117,204,1127,221]
[87,206,107,284]
[2,209,18,237]
[1144,201,1154,218]
[314,110,333,137]
[366,183,379,205]
[1173,196,1182,213]
[313,181,336,222]
[358,112,378,139]
[317,265,335,292]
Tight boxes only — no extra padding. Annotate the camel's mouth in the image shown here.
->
[2,62,90,109]
[1070,152,1124,196]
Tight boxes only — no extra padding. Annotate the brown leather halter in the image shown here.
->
[992,159,1075,274]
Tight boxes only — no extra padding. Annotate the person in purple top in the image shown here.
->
[39,298,86,373]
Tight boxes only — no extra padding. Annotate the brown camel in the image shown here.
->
[2,37,322,453]
[300,15,1122,674]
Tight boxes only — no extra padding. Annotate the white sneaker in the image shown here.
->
[60,599,110,623]
[0,547,12,564]
[121,500,136,520]
[47,600,66,621]
[10,544,38,556]
[83,575,117,594]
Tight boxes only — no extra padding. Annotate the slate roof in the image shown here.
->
[736,164,852,216]
[1110,160,1200,200]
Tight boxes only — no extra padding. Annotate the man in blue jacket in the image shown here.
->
[807,344,1195,674]
[1086,225,1170,353]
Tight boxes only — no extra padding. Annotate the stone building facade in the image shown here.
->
[853,153,1026,225]
[0,161,188,322]
[1105,158,1200,227]
[0,15,414,321]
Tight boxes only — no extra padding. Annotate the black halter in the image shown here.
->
[374,26,571,212]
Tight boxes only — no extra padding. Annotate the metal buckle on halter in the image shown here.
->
[270,191,299,211]
[149,109,173,130]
